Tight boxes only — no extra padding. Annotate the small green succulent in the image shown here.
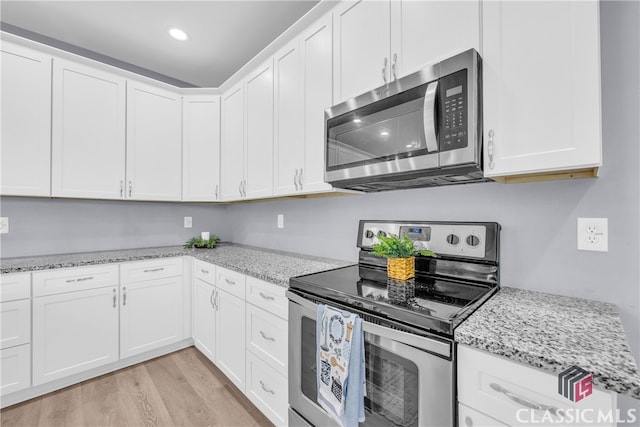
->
[184,235,219,249]
[371,233,436,259]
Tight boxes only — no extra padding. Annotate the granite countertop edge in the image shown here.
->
[455,287,640,400]
[0,243,354,287]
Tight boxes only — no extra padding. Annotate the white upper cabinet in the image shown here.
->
[52,60,126,199]
[333,0,391,103]
[182,95,221,201]
[244,60,275,199]
[274,39,304,195]
[301,14,334,193]
[126,81,182,201]
[482,1,601,180]
[334,0,480,104]
[1,42,52,197]
[390,1,480,77]
[220,83,245,201]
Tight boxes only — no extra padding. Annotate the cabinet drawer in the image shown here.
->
[246,276,287,319]
[458,403,507,427]
[120,257,183,284]
[216,266,245,299]
[1,300,31,349]
[457,344,617,426]
[33,265,118,297]
[246,304,287,376]
[1,344,31,396]
[0,273,30,302]
[246,351,288,426]
[194,260,216,285]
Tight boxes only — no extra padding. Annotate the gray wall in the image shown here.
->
[0,197,230,257]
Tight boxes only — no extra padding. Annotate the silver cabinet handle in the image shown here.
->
[298,168,303,190]
[239,181,243,197]
[259,330,275,342]
[120,180,124,197]
[294,169,299,191]
[489,383,562,416]
[216,290,219,310]
[488,129,496,169]
[391,53,398,80]
[122,286,127,306]
[200,269,209,274]
[382,57,388,85]
[210,288,216,310]
[128,180,132,197]
[113,288,117,308]
[224,278,236,285]
[65,276,94,283]
[144,267,164,273]
[215,184,218,200]
[259,380,275,395]
[259,292,275,301]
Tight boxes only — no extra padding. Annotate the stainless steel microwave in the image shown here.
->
[325,49,490,192]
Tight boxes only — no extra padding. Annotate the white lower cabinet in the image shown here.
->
[32,286,119,385]
[457,344,617,426]
[216,288,246,392]
[1,345,31,395]
[193,277,217,362]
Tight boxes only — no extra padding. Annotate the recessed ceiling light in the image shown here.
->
[169,28,188,41]
[380,131,389,136]
[353,118,362,123]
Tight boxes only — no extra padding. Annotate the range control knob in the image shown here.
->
[365,230,374,239]
[466,234,480,247]
[377,231,387,237]
[446,234,460,245]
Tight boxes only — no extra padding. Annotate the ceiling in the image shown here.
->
[0,1,320,88]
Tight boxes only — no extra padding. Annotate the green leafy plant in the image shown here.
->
[371,233,437,259]
[184,235,219,249]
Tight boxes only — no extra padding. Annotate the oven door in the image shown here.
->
[288,291,454,427]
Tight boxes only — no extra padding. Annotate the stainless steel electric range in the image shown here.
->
[287,220,500,427]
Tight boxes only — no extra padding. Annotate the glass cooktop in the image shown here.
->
[289,264,497,337]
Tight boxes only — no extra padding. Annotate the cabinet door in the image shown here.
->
[0,299,31,349]
[120,277,183,359]
[333,0,391,103]
[52,60,126,199]
[274,40,304,196]
[391,0,480,77]
[216,289,246,393]
[1,345,31,396]
[32,287,119,385]
[220,84,245,201]
[1,42,51,197]
[182,95,221,201]
[193,278,216,362]
[482,1,601,179]
[302,14,334,193]
[244,60,274,199]
[126,82,182,200]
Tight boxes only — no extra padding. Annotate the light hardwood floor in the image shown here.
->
[0,347,274,427]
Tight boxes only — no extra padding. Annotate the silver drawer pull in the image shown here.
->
[65,276,94,283]
[224,278,236,285]
[258,292,275,301]
[200,269,209,274]
[144,267,164,273]
[122,286,127,306]
[490,383,562,416]
[113,288,116,308]
[259,330,275,342]
[259,380,275,395]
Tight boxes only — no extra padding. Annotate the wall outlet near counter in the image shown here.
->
[0,217,8,234]
[577,218,608,252]
[277,214,284,229]
[184,216,192,228]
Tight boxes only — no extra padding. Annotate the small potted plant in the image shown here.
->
[184,235,219,249]
[371,233,436,280]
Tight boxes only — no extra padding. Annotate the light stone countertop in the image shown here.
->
[0,243,353,287]
[455,286,640,399]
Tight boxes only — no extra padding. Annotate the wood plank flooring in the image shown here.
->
[0,347,274,427]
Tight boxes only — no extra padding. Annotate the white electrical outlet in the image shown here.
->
[577,218,608,252]
[277,214,284,229]
[0,217,8,234]
[184,216,193,228]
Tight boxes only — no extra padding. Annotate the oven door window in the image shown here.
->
[301,317,419,427]
[326,82,435,172]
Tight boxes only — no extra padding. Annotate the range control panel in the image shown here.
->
[359,221,491,259]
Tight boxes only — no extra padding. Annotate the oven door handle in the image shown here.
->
[423,80,439,153]
[287,290,451,359]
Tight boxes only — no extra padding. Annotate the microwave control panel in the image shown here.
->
[439,69,468,152]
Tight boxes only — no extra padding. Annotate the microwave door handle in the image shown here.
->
[423,81,439,153]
